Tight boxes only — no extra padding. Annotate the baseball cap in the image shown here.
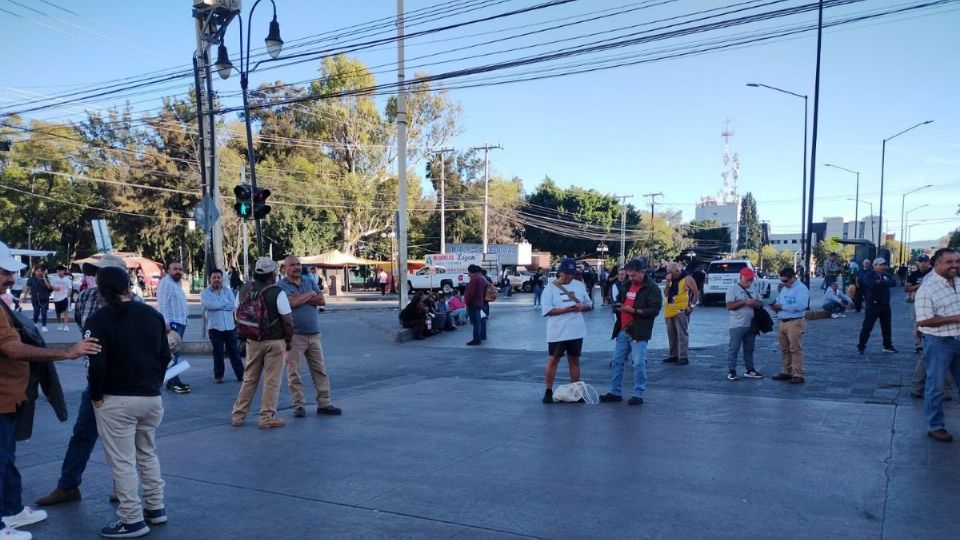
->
[873,257,887,266]
[739,267,756,279]
[91,254,127,269]
[918,254,930,262]
[0,241,26,273]
[254,257,278,275]
[557,258,577,275]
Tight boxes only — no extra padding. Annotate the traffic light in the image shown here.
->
[253,187,272,219]
[233,185,253,219]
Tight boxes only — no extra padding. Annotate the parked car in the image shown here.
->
[700,259,771,305]
[407,266,470,294]
[503,269,536,292]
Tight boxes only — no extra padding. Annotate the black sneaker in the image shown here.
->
[857,346,865,355]
[883,347,898,354]
[542,388,553,404]
[143,508,167,525]
[915,345,923,354]
[293,406,306,418]
[466,340,481,346]
[662,357,679,363]
[743,369,764,379]
[598,393,622,402]
[627,396,644,405]
[727,370,738,381]
[101,519,149,538]
[317,405,342,416]
[169,385,190,394]
[772,373,792,381]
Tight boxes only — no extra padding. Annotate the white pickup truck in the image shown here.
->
[700,259,773,305]
[407,266,471,294]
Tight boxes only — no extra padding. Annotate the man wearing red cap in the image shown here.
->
[724,267,765,381]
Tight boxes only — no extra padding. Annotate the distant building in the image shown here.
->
[695,198,741,252]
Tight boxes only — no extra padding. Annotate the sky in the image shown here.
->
[1,0,958,245]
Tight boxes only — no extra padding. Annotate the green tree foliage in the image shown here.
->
[523,178,641,258]
[685,219,731,263]
[949,229,960,249]
[737,192,761,251]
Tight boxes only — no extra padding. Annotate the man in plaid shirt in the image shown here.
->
[915,248,960,443]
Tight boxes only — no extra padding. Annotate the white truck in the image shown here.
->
[700,259,773,305]
[407,266,471,294]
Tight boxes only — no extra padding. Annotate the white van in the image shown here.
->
[701,259,771,305]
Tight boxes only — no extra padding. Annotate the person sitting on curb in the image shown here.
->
[399,293,430,339]
[447,290,468,325]
[822,281,853,318]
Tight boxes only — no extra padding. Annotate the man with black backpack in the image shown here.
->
[231,258,293,429]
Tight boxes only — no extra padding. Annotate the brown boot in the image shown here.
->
[258,417,285,429]
[35,487,81,506]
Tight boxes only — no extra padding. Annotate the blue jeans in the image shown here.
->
[0,413,23,520]
[822,300,847,315]
[450,308,467,324]
[467,307,486,342]
[727,327,756,372]
[168,322,187,386]
[608,330,648,398]
[57,387,98,490]
[923,334,960,431]
[533,285,543,306]
[209,328,244,380]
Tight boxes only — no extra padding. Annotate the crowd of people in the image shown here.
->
[0,244,347,538]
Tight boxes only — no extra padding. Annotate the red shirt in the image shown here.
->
[464,274,486,308]
[620,282,642,330]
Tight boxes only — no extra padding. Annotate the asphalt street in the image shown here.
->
[13,279,959,539]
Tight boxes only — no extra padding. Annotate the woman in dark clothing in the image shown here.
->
[85,266,170,538]
[399,293,429,339]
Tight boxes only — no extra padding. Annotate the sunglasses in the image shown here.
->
[780,277,792,283]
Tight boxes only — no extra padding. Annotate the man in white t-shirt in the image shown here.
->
[540,258,592,403]
[48,265,74,332]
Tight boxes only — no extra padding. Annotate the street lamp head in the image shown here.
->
[265,16,283,59]
[746,83,759,87]
[214,44,233,80]
[922,120,934,125]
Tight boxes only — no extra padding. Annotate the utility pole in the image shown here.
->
[615,194,632,266]
[240,167,249,280]
[803,0,823,289]
[472,144,502,254]
[642,192,663,257]
[437,147,454,253]
[193,7,226,274]
[396,0,410,310]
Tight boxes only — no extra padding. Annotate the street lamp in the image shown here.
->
[747,82,808,273]
[904,204,929,262]
[381,231,397,294]
[878,120,933,244]
[214,0,283,255]
[26,224,32,270]
[847,199,875,244]
[824,163,860,238]
[898,185,933,265]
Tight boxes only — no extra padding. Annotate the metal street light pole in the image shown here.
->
[879,120,933,246]
[904,204,929,262]
[848,199,874,244]
[898,185,933,265]
[824,164,859,238]
[436,147,454,253]
[471,144,502,254]
[615,194,632,266]
[213,0,283,256]
[747,82,808,279]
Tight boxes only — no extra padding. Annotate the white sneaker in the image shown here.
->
[40,327,47,333]
[0,526,31,539]
[830,314,840,319]
[2,507,47,529]
[62,325,70,332]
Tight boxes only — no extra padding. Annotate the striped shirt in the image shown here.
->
[76,287,144,327]
[156,275,188,326]
[915,271,960,338]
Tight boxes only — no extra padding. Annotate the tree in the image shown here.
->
[949,229,960,249]
[523,178,640,258]
[737,192,761,251]
[685,219,731,263]
[760,244,778,273]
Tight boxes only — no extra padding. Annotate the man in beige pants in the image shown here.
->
[231,258,294,429]
[771,267,810,384]
[278,256,342,417]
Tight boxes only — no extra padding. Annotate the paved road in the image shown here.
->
[14,280,958,538]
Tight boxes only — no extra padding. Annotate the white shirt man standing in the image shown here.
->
[540,258,592,403]
[156,261,190,394]
[914,248,960,443]
[48,265,73,332]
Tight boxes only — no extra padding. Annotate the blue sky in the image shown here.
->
[1,0,958,244]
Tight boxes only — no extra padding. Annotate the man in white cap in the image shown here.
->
[0,241,101,539]
[857,257,897,354]
[231,257,293,429]
[36,253,142,507]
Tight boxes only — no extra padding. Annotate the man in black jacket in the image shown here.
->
[857,257,897,354]
[599,259,663,405]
